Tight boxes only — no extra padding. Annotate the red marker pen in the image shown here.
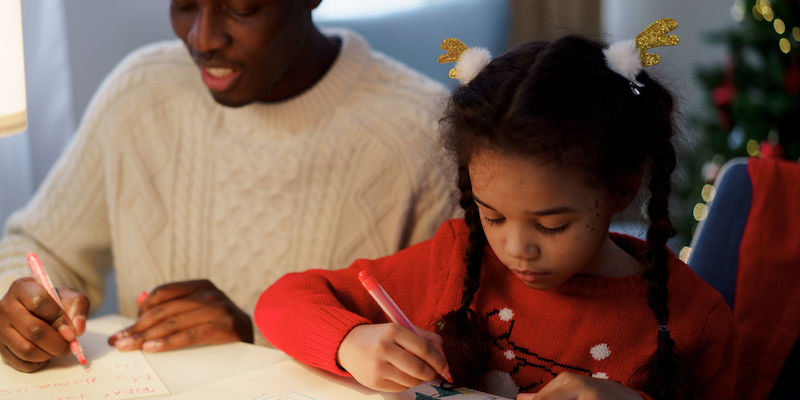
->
[358,270,453,383]
[26,252,87,366]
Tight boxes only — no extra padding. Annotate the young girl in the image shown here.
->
[255,22,735,399]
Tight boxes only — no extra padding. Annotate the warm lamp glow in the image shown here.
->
[0,0,27,137]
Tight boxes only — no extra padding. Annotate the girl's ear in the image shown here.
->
[613,167,645,212]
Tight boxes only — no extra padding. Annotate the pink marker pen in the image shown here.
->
[26,252,87,366]
[358,270,453,383]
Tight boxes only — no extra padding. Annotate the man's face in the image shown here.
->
[169,0,313,107]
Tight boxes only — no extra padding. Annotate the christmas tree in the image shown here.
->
[676,0,800,258]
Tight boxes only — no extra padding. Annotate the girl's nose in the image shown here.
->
[505,229,539,260]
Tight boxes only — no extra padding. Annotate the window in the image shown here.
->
[313,0,441,20]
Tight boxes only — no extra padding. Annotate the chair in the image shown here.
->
[689,157,800,400]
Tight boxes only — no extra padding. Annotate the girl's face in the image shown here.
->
[469,149,627,290]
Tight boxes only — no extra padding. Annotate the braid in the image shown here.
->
[459,166,486,309]
[636,127,696,398]
[435,165,491,386]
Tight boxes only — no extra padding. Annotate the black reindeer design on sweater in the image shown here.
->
[485,308,612,393]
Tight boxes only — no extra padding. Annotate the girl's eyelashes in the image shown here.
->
[537,224,568,236]
[482,215,505,226]
[480,214,568,235]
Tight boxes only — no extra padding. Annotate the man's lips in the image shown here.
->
[199,65,242,91]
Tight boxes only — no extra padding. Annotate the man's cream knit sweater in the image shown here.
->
[0,29,457,322]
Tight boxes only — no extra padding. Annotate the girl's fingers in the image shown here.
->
[371,357,427,390]
[417,329,452,381]
[372,376,415,393]
[393,328,446,381]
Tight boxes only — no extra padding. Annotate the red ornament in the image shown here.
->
[759,141,784,159]
[783,59,800,94]
[716,108,732,130]
[712,82,736,106]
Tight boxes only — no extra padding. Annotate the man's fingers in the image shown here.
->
[16,281,64,324]
[0,343,49,373]
[138,280,216,313]
[8,313,70,359]
[139,305,229,342]
[0,323,56,363]
[109,334,145,351]
[15,283,76,343]
[111,297,208,342]
[140,321,238,353]
[58,288,90,336]
[113,305,232,351]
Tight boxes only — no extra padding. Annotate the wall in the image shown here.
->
[64,0,174,123]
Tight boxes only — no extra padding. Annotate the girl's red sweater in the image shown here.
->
[255,219,734,398]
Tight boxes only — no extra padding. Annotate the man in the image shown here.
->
[0,0,455,372]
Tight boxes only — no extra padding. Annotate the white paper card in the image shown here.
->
[0,325,169,399]
[167,358,510,400]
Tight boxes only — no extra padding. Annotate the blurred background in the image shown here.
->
[1,0,798,260]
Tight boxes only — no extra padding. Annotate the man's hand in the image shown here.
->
[107,279,253,352]
[337,323,449,392]
[0,277,88,372]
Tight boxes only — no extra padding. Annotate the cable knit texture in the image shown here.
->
[0,29,458,335]
[256,219,735,399]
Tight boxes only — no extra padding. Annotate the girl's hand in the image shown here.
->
[337,323,449,392]
[516,372,644,400]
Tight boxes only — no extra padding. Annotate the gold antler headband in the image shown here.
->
[636,18,680,67]
[437,38,492,84]
[604,18,679,94]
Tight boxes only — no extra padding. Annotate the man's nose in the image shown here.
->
[188,10,229,56]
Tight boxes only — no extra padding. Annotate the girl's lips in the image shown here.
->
[200,66,241,92]
[511,269,549,283]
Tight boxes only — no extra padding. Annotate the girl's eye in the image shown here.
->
[537,224,568,236]
[482,216,505,226]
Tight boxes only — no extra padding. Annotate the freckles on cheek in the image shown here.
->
[584,206,598,233]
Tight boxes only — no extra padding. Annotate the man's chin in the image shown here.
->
[209,92,252,108]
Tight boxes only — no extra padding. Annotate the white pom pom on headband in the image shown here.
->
[604,18,680,94]
[437,18,679,93]
[437,38,492,85]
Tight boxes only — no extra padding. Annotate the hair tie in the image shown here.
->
[437,38,492,84]
[658,324,669,333]
[604,18,680,95]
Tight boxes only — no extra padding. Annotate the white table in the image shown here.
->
[87,315,288,397]
[1,315,507,400]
